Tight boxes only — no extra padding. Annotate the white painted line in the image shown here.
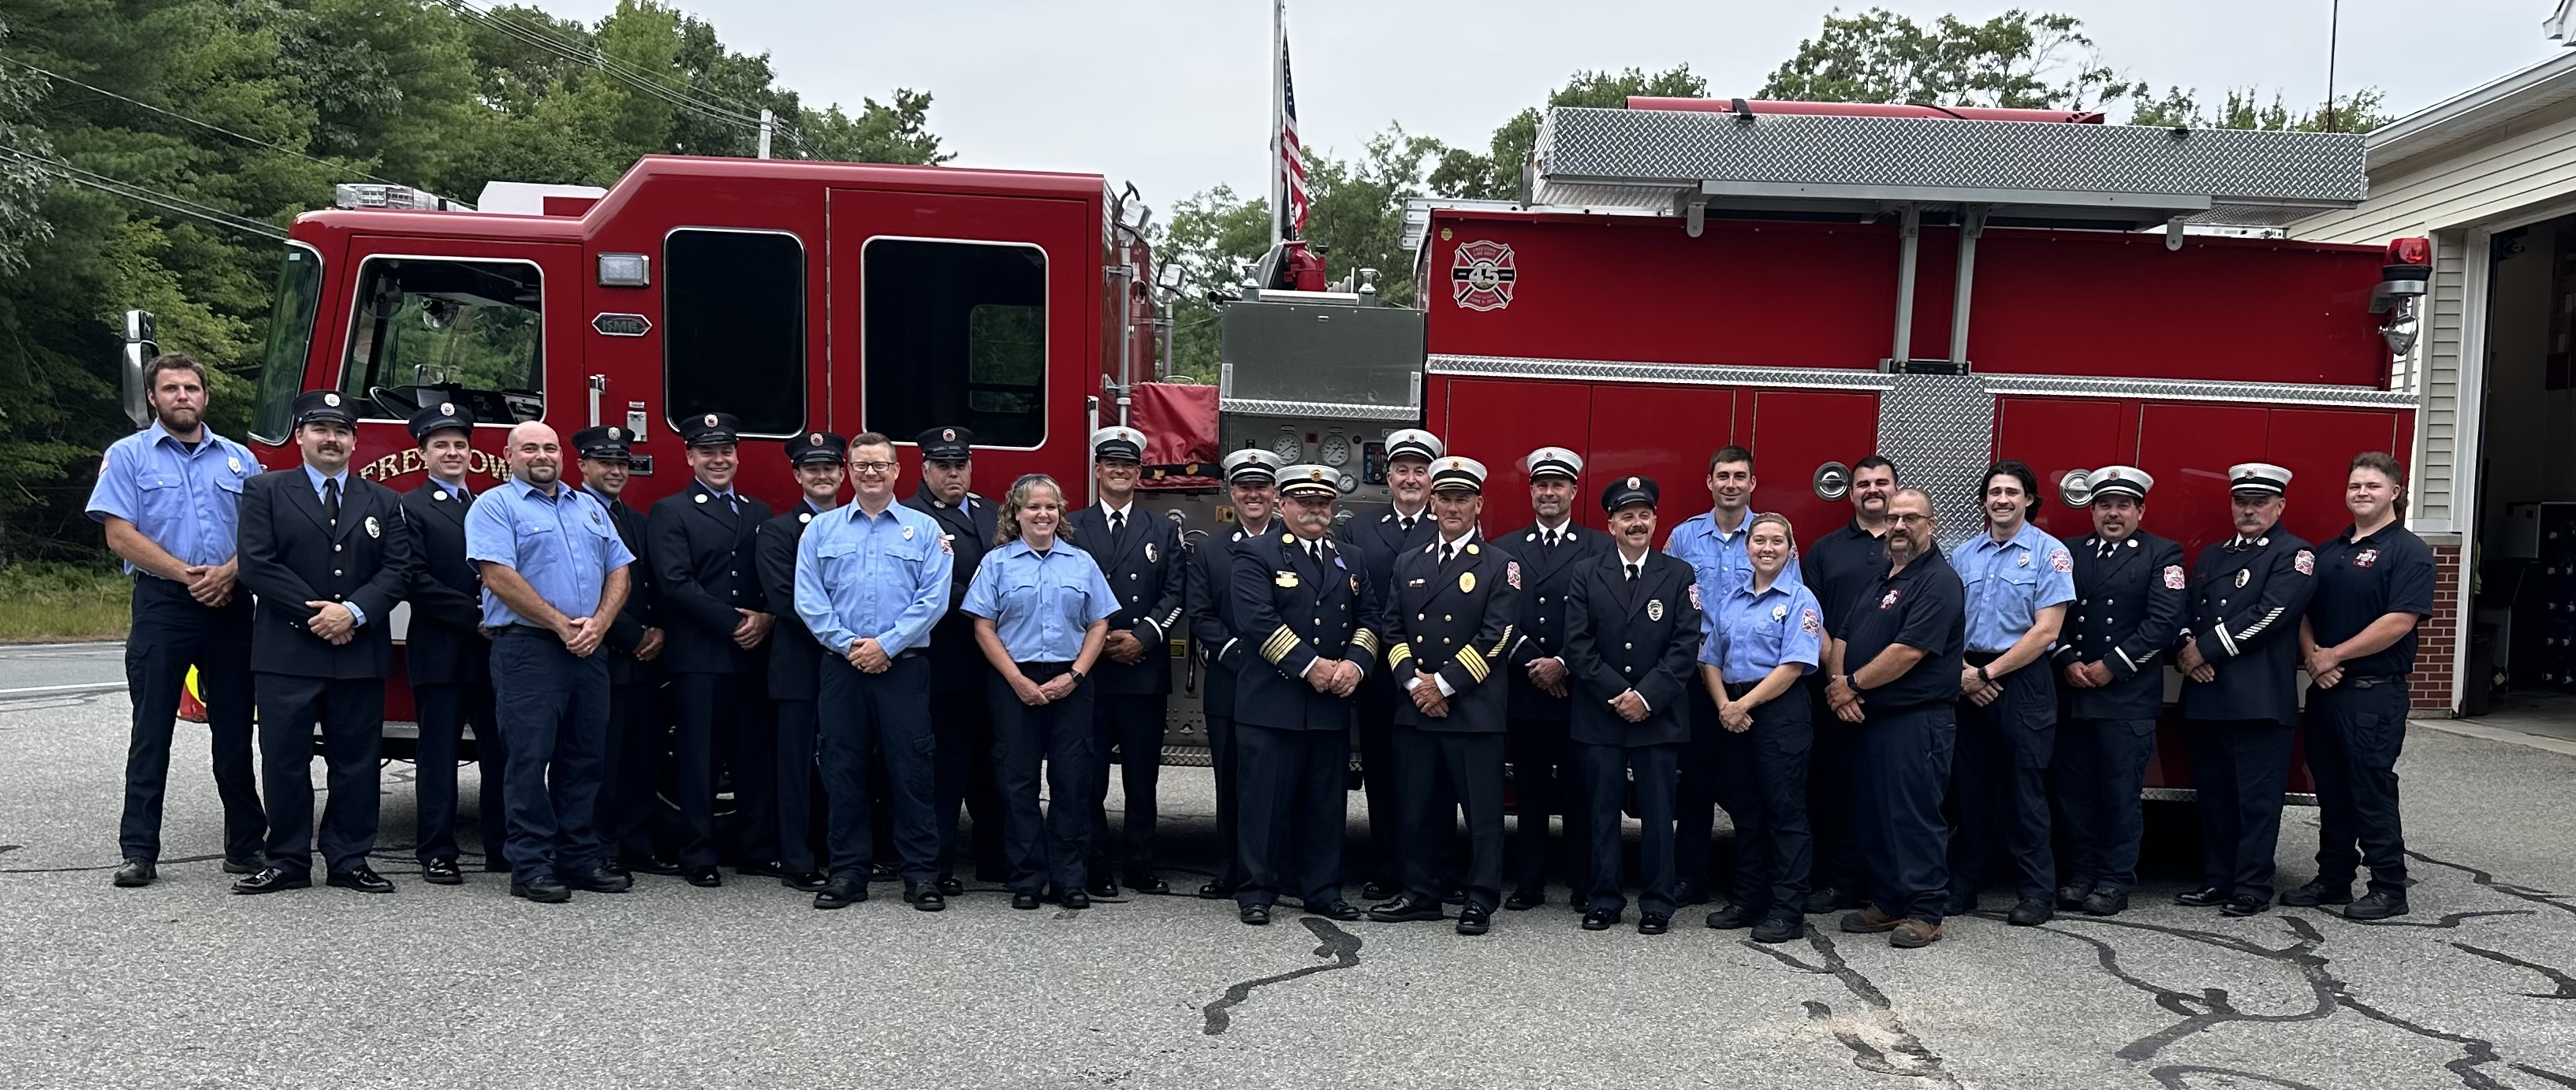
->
[0,682,125,697]
[2414,717,2576,759]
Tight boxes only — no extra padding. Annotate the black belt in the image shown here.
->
[1723,681,1759,700]
[1964,650,2004,667]
[2338,674,2403,690]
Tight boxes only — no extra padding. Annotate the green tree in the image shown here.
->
[1430,65,1707,200]
[2128,86,2391,133]
[1757,7,2143,111]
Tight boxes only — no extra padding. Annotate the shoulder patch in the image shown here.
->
[1505,560,1521,590]
[2294,549,2315,576]
[2048,549,2072,574]
[1800,608,1821,636]
[1686,582,1701,610]
[2162,564,2186,590]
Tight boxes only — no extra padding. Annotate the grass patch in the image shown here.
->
[0,561,132,643]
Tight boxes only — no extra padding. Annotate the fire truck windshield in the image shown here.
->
[335,256,544,430]
[249,244,323,444]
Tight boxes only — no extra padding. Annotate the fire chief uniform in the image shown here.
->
[397,404,503,878]
[646,413,775,880]
[1184,448,1284,898]
[904,426,1004,881]
[575,427,663,872]
[1064,430,1187,894]
[1228,469,1383,918]
[1500,447,1610,906]
[1385,457,1521,926]
[237,391,416,887]
[1340,430,1444,893]
[1946,519,2075,912]
[2049,467,2185,911]
[2178,463,2316,913]
[759,432,848,885]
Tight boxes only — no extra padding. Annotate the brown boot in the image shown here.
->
[1888,919,1944,948]
[1840,906,1900,933]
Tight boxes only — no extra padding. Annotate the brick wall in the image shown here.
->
[2408,543,2463,713]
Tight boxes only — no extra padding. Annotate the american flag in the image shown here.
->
[1277,36,1309,237]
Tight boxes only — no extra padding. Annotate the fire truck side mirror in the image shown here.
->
[1812,461,1850,502]
[121,309,157,429]
[2058,469,2096,509]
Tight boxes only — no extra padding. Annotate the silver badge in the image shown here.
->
[1646,599,1665,621]
[363,515,381,539]
[694,493,708,504]
[439,402,456,415]
[902,526,915,540]
[227,456,242,474]
[1773,605,1788,621]
[2235,568,2251,588]
[704,414,719,428]
[322,392,341,407]
[1144,542,1158,563]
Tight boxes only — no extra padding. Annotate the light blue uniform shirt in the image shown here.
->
[1701,574,1825,686]
[301,463,368,626]
[84,422,259,574]
[795,500,951,657]
[464,476,635,628]
[1667,509,1802,594]
[1953,520,2076,653]
[963,538,1119,663]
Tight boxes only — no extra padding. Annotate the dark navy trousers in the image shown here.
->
[412,665,504,864]
[490,629,610,883]
[1396,725,1505,912]
[2186,718,2297,902]
[255,673,385,876]
[1235,721,1348,910]
[1507,716,1587,895]
[595,677,662,864]
[2305,680,2411,895]
[818,653,940,884]
[1088,693,1165,881]
[2054,716,2157,895]
[774,698,822,874]
[1579,741,1679,915]
[1948,664,2058,903]
[988,662,1095,896]
[1856,703,1955,924]
[1717,692,1815,920]
[119,577,263,863]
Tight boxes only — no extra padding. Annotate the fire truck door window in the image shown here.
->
[664,229,807,437]
[250,244,323,444]
[339,257,543,427]
[863,238,1047,448]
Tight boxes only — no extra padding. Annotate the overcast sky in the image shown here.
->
[543,0,2567,210]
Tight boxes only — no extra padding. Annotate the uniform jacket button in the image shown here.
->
[332,569,342,577]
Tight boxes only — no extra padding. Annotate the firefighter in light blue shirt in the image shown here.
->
[1945,459,2075,926]
[963,473,1120,910]
[1698,512,1824,943]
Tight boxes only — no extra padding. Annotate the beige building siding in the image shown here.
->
[2297,98,2576,244]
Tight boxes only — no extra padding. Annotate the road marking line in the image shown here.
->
[0,683,125,697]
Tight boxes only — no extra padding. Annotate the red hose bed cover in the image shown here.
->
[1132,381,1220,490]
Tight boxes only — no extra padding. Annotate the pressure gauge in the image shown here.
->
[1270,433,1305,463]
[1336,471,1359,494]
[1320,433,1351,467]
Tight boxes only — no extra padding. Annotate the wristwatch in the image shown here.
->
[1068,668,1087,682]
[1976,664,1993,684]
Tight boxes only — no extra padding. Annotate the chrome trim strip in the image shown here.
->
[1427,353,1895,390]
[1980,373,2417,407]
[1220,397,1422,422]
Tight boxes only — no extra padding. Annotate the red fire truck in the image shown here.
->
[162,99,2429,802]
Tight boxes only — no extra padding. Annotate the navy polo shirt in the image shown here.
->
[1803,517,1889,641]
[1838,546,1966,713]
[2309,520,2435,678]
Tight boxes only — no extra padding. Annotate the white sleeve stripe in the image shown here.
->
[2231,607,2286,645]
[2214,624,2239,657]
[2116,646,2138,672]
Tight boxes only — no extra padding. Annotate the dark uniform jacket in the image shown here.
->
[646,478,773,675]
[1187,522,1266,722]
[1500,521,1612,720]
[1559,550,1703,746]
[2050,530,2187,720]
[587,485,657,688]
[1228,529,1385,731]
[1065,502,1184,696]
[1388,535,1520,734]
[903,484,996,691]
[756,502,829,701]
[398,482,485,686]
[1341,508,1438,701]
[237,468,416,679]
[2179,530,2317,727]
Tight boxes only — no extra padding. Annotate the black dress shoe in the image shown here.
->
[423,857,464,885]
[1456,903,1492,936]
[1060,890,1090,910]
[1240,904,1272,925]
[1801,886,1848,914]
[2082,890,2131,917]
[1197,880,1234,900]
[937,876,964,897]
[2056,883,2093,910]
[327,867,395,894]
[2174,885,2229,907]
[1361,880,1396,902]
[2343,891,2410,921]
[1581,906,1619,931]
[1127,873,1170,895]
[870,862,900,883]
[511,876,571,903]
[1705,904,1758,930]
[1087,877,1120,899]
[2007,898,2052,926]
[1672,882,1711,908]
[814,876,867,910]
[1367,894,1444,923]
[781,871,830,893]
[222,856,263,876]
[1011,891,1042,910]
[682,865,723,888]
[233,866,311,895]
[112,859,156,887]
[905,885,947,913]
[2220,895,2272,917]
[566,867,632,893]
[1638,912,1670,936]
[1304,899,1364,921]
[736,859,784,879]
[2280,879,2354,908]
[628,855,682,876]
[1504,888,1546,911]
[1750,915,1803,943]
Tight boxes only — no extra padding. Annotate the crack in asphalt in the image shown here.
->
[1200,917,1363,1036]
[2407,849,2576,919]
[2147,1065,2332,1089]
[1744,928,1962,1086]
[2451,943,2576,1000]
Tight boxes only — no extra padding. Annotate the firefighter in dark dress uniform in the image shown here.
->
[759,430,847,893]
[904,425,1005,891]
[2284,452,2433,921]
[2048,466,2185,918]
[233,390,417,895]
[2173,463,2317,917]
[573,426,667,876]
[1184,448,1284,900]
[1500,446,1609,910]
[645,411,776,887]
[398,402,503,884]
[1560,475,1702,934]
[1225,463,1382,926]
[1370,456,1522,936]
[1342,428,1445,900]
[1065,426,1187,898]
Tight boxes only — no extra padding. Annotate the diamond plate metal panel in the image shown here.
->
[1429,353,1895,390]
[1537,106,2366,206]
[1876,373,1995,548]
[1218,397,1421,422]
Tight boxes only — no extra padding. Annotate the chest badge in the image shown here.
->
[1459,571,1477,593]
[227,456,243,474]
[363,515,381,539]
[1647,598,1665,621]
[2016,552,2031,568]
[1277,570,1300,589]
[901,525,915,539]
[1773,604,1788,621]
[1144,542,1158,563]
[1880,589,1901,610]
[2354,548,2379,568]
[2163,565,2186,590]
[2295,549,2316,576]
[2235,568,2251,588]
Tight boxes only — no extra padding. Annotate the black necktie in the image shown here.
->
[2100,541,2116,560]
[1402,515,1417,534]
[322,478,341,526]
[1441,542,1456,565]
[1626,562,1639,582]
[1111,509,1126,541]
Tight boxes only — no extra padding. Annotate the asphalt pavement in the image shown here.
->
[3,666,2573,1089]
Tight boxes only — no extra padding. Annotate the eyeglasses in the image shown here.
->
[1886,513,1930,526]
[848,461,897,474]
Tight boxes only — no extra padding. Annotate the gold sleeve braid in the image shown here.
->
[1349,628,1381,656]
[1261,625,1299,664]
[1456,644,1490,683]
[1387,641,1412,667]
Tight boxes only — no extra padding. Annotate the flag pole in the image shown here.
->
[1270,0,1285,247]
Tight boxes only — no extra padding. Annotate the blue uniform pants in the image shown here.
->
[2053,716,2157,895]
[412,666,504,864]
[1948,664,2058,903]
[490,629,610,883]
[1857,704,1955,924]
[119,578,264,863]
[1235,721,1348,909]
[988,662,1095,896]
[1579,741,1679,916]
[2185,718,2296,901]
[2305,680,2410,895]
[1717,693,1814,920]
[818,653,940,884]
[255,673,386,876]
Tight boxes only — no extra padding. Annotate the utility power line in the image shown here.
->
[0,56,410,187]
[0,146,288,240]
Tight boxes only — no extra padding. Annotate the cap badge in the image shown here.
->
[607,427,622,440]
[703,414,718,427]
[1627,476,1640,489]
[1459,571,1477,593]
[439,402,456,416]
[941,428,956,442]
[811,433,824,445]
[322,392,341,407]
[1647,599,1665,621]
[363,515,381,539]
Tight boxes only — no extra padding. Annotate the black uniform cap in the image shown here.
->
[917,425,975,462]
[406,400,475,444]
[1601,474,1659,512]
[788,430,848,467]
[293,390,356,428]
[571,426,633,462]
[678,411,740,447]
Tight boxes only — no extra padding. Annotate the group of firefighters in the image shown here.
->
[90,352,2436,946]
